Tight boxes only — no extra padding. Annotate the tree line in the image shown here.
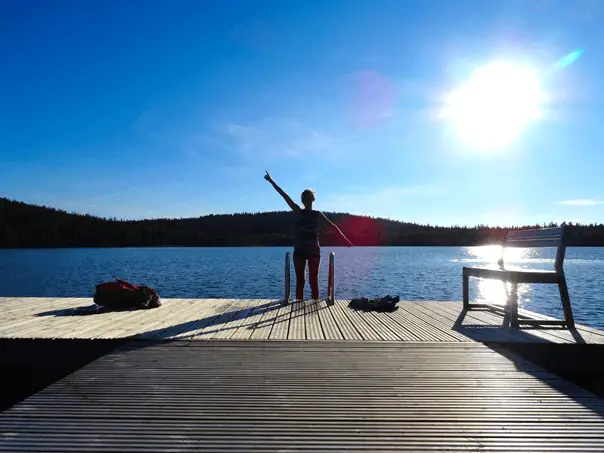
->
[1,197,603,248]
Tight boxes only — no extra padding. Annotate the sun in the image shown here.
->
[441,61,544,151]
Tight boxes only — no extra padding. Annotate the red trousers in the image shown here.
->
[293,251,321,300]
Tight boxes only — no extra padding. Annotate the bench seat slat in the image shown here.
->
[463,266,558,284]
[506,227,563,239]
[505,238,561,248]
[505,227,563,248]
[465,264,555,274]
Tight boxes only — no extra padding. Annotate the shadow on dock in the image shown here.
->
[0,338,125,412]
[137,300,285,339]
[454,307,604,397]
[453,307,587,344]
[36,305,116,316]
[482,342,604,419]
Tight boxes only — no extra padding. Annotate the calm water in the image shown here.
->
[1,246,603,329]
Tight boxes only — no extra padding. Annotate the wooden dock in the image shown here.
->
[2,340,604,452]
[1,297,604,344]
[1,297,604,451]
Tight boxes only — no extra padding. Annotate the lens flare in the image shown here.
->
[546,49,583,76]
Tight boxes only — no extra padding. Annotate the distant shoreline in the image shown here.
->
[3,197,604,248]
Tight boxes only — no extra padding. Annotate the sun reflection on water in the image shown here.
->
[466,245,533,264]
[475,279,531,307]
[464,246,551,308]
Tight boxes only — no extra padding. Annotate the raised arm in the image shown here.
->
[319,211,354,247]
[264,171,300,212]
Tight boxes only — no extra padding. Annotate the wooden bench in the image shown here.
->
[462,227,575,328]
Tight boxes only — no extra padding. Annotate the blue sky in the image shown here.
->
[1,0,604,226]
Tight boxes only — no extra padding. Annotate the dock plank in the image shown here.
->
[498,305,604,344]
[124,298,214,340]
[0,298,92,339]
[315,300,344,340]
[0,298,91,338]
[353,308,400,341]
[229,300,274,340]
[138,299,233,340]
[334,300,382,341]
[1,298,603,345]
[381,310,426,341]
[435,302,562,344]
[365,309,419,341]
[327,300,364,340]
[287,301,307,340]
[389,304,447,342]
[2,341,603,452]
[304,300,324,340]
[250,300,282,340]
[1,298,79,319]
[402,302,478,342]
[212,299,261,340]
[401,303,466,342]
[517,306,604,343]
[106,298,208,340]
[268,302,292,340]
[438,301,558,344]
[185,299,254,340]
[186,299,254,340]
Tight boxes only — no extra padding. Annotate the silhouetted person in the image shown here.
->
[265,171,353,301]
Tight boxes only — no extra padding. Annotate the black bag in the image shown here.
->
[349,295,400,312]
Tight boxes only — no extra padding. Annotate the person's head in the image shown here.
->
[301,189,315,209]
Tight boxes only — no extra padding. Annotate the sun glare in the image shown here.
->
[442,61,544,151]
[468,244,528,264]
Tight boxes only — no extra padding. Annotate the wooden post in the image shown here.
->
[558,272,575,328]
[327,252,335,306]
[283,252,290,305]
[555,239,575,328]
[462,270,469,310]
[509,281,519,328]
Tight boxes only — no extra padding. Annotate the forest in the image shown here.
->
[1,197,603,248]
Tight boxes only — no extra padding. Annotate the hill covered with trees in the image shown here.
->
[1,197,603,248]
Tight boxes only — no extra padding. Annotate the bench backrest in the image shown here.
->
[502,227,566,271]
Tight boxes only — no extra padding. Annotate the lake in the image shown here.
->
[0,246,603,329]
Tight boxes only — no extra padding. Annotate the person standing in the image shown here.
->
[265,171,353,300]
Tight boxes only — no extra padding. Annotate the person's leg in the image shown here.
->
[308,254,321,300]
[293,252,307,301]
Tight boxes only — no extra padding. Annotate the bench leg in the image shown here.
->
[501,282,510,327]
[462,271,470,310]
[558,274,575,328]
[509,282,519,328]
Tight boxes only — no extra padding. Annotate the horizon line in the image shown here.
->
[2,197,602,230]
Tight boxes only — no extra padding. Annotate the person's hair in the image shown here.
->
[301,189,315,203]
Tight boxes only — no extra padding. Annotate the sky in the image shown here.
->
[1,0,604,226]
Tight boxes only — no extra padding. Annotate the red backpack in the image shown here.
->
[93,279,161,310]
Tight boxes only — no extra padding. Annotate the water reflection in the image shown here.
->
[476,279,531,307]
[464,246,552,309]
[465,245,545,265]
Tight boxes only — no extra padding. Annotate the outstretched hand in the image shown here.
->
[264,171,273,183]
